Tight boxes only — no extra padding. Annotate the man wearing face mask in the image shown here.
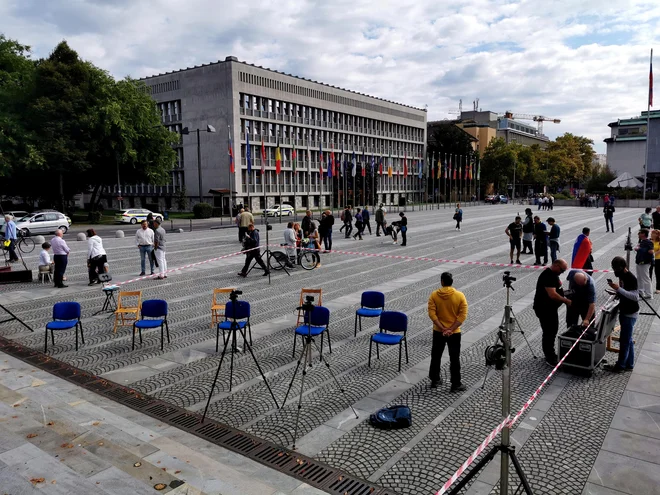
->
[533,259,572,366]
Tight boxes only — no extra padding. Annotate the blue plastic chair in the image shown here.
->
[354,291,385,337]
[45,302,84,353]
[369,311,408,371]
[293,306,331,361]
[133,299,170,351]
[217,301,252,353]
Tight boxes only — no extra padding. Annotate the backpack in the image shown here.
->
[370,405,412,429]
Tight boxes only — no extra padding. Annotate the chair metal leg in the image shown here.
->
[44,328,48,353]
[75,326,79,351]
[216,325,220,353]
[376,342,380,360]
[139,327,143,344]
[359,316,363,335]
[160,324,164,351]
[368,339,372,367]
[319,332,324,362]
[398,343,402,372]
[51,330,55,347]
[132,324,136,350]
[248,319,253,345]
[404,336,408,364]
[354,313,358,337]
[292,332,297,357]
[165,321,170,343]
[326,328,332,354]
[79,322,85,345]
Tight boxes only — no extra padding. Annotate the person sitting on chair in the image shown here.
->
[39,242,54,277]
[238,224,270,277]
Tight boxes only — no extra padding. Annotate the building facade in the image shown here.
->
[604,111,660,182]
[117,56,427,213]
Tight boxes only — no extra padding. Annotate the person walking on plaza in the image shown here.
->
[571,227,593,275]
[238,224,269,277]
[604,202,615,232]
[153,218,168,279]
[533,216,548,265]
[653,206,660,230]
[505,216,523,264]
[39,242,54,277]
[86,229,107,285]
[375,204,386,236]
[342,206,353,238]
[283,222,297,268]
[136,220,155,276]
[239,208,254,243]
[50,229,71,288]
[398,212,408,246]
[453,203,463,231]
[522,208,534,255]
[547,217,561,263]
[605,257,639,373]
[427,272,468,392]
[320,210,334,252]
[353,208,364,240]
[640,207,653,229]
[3,214,19,262]
[362,206,372,235]
[634,229,654,299]
[533,259,571,365]
[565,270,596,328]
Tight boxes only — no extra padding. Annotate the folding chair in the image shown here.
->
[368,311,408,372]
[133,299,170,351]
[354,291,385,337]
[45,302,84,352]
[217,300,252,353]
[211,288,236,328]
[293,306,331,361]
[296,288,322,327]
[113,290,142,333]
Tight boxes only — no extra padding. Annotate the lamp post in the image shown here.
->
[181,125,216,203]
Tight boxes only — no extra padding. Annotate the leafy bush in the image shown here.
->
[87,210,103,223]
[193,202,213,219]
[553,192,574,200]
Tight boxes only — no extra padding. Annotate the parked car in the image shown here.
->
[0,211,30,236]
[498,195,509,204]
[264,204,294,217]
[484,195,498,204]
[14,211,72,235]
[115,209,164,224]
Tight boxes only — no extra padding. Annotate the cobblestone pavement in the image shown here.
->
[0,204,654,495]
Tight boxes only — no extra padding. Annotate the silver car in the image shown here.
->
[15,211,71,235]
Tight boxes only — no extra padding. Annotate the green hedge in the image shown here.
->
[193,202,213,219]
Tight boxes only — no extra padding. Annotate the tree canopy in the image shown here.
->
[0,35,178,209]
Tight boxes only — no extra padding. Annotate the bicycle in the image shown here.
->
[268,240,320,271]
[17,230,35,254]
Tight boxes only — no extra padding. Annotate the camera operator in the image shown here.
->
[238,224,270,277]
[533,259,571,366]
[565,270,596,328]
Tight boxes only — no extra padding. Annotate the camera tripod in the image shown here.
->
[0,304,33,332]
[451,272,534,495]
[281,297,358,449]
[202,290,279,422]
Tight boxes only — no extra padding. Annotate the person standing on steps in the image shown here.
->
[505,216,523,264]
[547,217,561,263]
[453,203,463,231]
[362,206,372,235]
[239,208,254,243]
[427,272,468,392]
[522,208,534,255]
[50,229,71,288]
[3,214,18,262]
[301,210,313,237]
[153,218,168,279]
[634,229,654,299]
[604,202,615,232]
[136,220,155,276]
[320,210,334,252]
[533,216,548,266]
[375,204,386,236]
[398,212,408,246]
[342,206,353,238]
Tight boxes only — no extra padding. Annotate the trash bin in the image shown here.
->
[399,196,407,207]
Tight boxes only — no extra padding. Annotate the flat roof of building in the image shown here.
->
[139,56,425,112]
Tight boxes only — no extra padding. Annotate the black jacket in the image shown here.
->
[301,216,313,235]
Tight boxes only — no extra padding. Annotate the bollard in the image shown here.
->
[170,220,174,231]
[190,219,193,232]
[115,230,125,238]
[76,233,87,241]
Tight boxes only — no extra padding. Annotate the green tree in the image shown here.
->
[481,138,516,192]
[427,124,475,160]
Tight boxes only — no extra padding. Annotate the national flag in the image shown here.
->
[292,142,297,173]
[275,139,281,175]
[650,48,654,107]
[379,158,383,176]
[246,133,252,174]
[469,162,473,180]
[431,152,435,179]
[388,154,393,178]
[418,159,423,179]
[477,159,481,180]
[453,159,457,180]
[362,150,366,177]
[352,151,357,177]
[571,233,593,270]
[371,156,375,176]
[228,134,235,174]
[260,137,266,174]
[327,153,333,178]
[403,152,408,178]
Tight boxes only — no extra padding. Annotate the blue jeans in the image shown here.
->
[605,217,614,231]
[324,229,332,251]
[139,245,154,274]
[549,241,559,262]
[617,315,637,369]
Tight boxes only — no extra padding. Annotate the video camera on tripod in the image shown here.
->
[229,289,243,302]
[296,295,315,313]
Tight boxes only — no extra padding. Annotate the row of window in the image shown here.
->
[239,93,425,142]
[239,146,425,167]
[239,170,421,189]
[148,80,180,95]
[159,100,181,122]
[238,72,425,123]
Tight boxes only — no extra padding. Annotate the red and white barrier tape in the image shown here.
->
[268,244,613,273]
[113,246,260,286]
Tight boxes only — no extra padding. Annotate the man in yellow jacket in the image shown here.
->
[428,272,468,392]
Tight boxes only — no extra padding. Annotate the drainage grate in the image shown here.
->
[0,335,396,495]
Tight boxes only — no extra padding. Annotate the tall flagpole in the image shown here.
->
[644,48,653,200]
[228,125,233,217]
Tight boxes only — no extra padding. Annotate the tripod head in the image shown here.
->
[296,295,315,313]
[502,271,516,290]
[228,289,242,302]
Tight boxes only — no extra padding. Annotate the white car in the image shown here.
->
[115,209,164,224]
[264,204,294,217]
[14,211,72,235]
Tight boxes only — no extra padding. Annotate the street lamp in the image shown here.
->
[181,125,216,203]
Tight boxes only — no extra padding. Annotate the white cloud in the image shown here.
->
[2,0,660,152]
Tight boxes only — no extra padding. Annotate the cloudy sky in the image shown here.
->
[3,0,659,153]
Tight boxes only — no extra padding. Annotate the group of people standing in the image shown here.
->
[136,216,168,279]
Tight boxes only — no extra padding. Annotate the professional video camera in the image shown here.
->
[297,295,315,312]
[502,270,516,289]
[229,289,243,301]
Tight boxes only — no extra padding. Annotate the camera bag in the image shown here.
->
[370,405,412,429]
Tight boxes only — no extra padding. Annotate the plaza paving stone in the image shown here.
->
[1,204,659,494]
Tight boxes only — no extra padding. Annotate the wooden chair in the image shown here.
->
[296,288,322,327]
[211,288,236,328]
[113,290,142,334]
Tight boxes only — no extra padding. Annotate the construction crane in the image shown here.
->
[501,111,561,135]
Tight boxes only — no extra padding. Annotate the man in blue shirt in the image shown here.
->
[565,270,596,328]
[547,217,561,263]
[3,215,19,262]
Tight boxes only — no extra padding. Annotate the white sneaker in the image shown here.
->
[393,241,398,244]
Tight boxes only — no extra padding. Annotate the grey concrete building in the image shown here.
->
[111,56,427,213]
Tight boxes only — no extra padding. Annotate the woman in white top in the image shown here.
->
[86,229,107,285]
[39,241,54,275]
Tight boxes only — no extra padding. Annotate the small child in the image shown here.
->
[39,242,54,275]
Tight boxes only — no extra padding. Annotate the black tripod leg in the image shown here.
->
[228,325,237,391]
[202,330,231,422]
[282,338,306,407]
[509,449,534,495]
[311,339,358,419]
[240,327,279,408]
[292,339,311,449]
[447,446,500,495]
[0,304,33,332]
[511,308,537,358]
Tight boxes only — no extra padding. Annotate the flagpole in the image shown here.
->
[644,48,653,200]
[293,147,297,221]
[246,138,251,211]
[228,125,233,219]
